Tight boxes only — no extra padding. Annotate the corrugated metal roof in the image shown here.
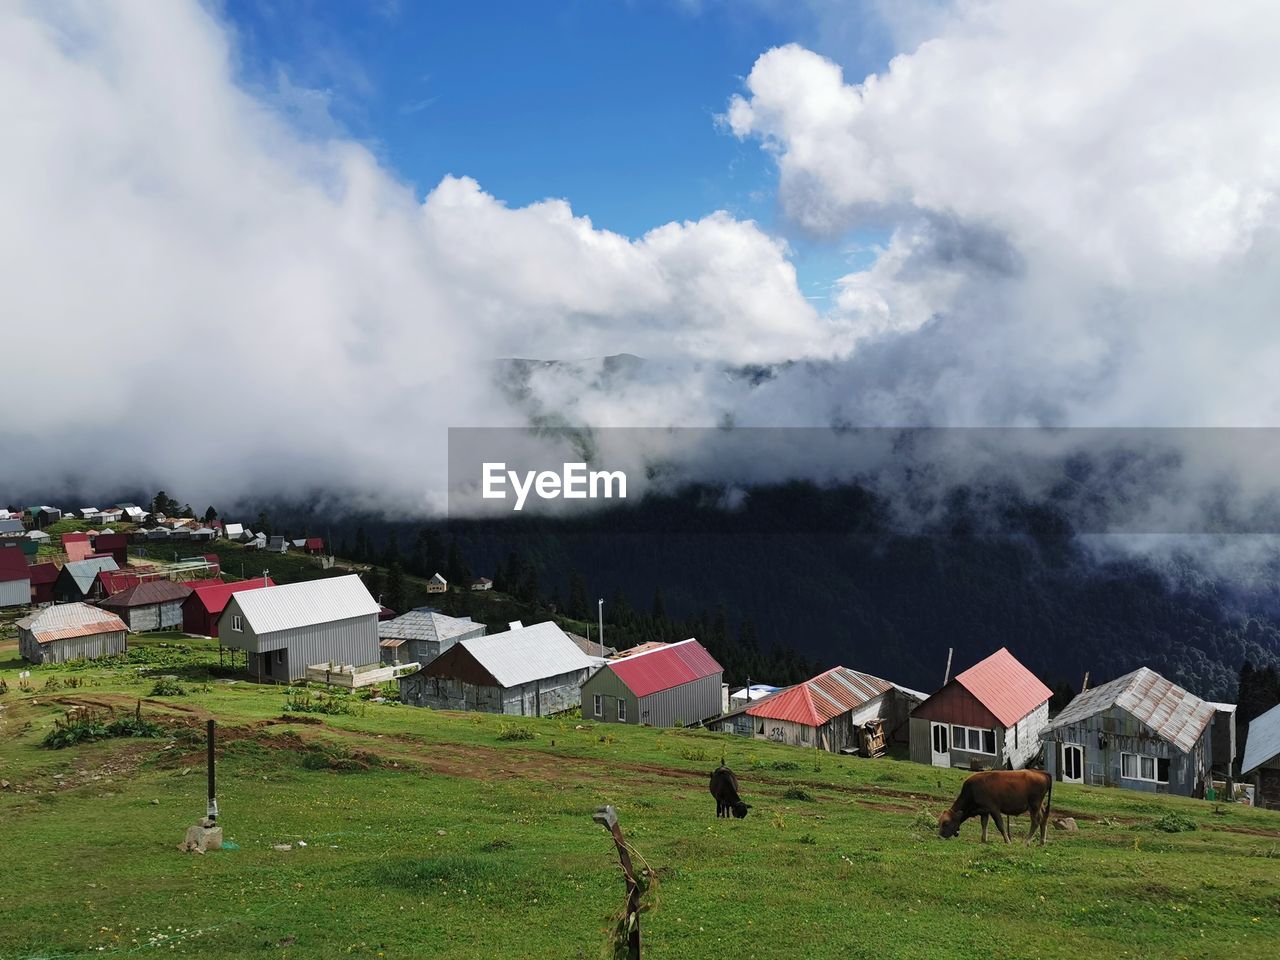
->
[16,602,127,644]
[1242,702,1280,775]
[746,667,894,726]
[100,580,193,608]
[378,608,479,643]
[0,519,25,535]
[28,561,60,586]
[186,577,275,615]
[0,545,29,583]
[63,557,119,594]
[608,638,723,698]
[224,523,244,537]
[954,647,1052,728]
[230,574,379,635]
[449,621,596,688]
[1045,667,1215,753]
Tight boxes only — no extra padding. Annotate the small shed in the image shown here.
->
[17,603,128,665]
[266,536,288,553]
[54,557,119,602]
[0,545,31,608]
[713,667,924,752]
[99,580,194,632]
[1040,667,1216,796]
[581,638,723,727]
[379,608,486,666]
[223,523,244,540]
[401,621,596,715]
[910,647,1051,770]
[1241,703,1280,810]
[304,537,325,555]
[218,574,381,683]
[426,573,448,594]
[470,577,493,591]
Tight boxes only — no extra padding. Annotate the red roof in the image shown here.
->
[185,577,276,615]
[95,533,128,551]
[746,667,893,727]
[62,532,94,562]
[607,639,722,698]
[98,570,143,595]
[954,647,1052,727]
[305,538,323,549]
[0,545,29,583]
[28,561,60,586]
[61,532,90,543]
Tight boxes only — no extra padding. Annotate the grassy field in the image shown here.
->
[1,636,1278,960]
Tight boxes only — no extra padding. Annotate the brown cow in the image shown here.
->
[937,769,1053,845]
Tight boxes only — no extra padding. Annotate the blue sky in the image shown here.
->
[217,0,896,299]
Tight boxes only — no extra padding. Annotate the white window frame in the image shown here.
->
[231,615,243,632]
[1121,752,1169,784]
[593,694,602,717]
[951,724,997,755]
[617,699,626,722]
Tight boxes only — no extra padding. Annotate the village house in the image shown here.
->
[97,569,144,596]
[567,632,617,659]
[54,557,119,603]
[910,647,1052,770]
[580,638,724,727]
[400,620,597,716]
[0,545,31,608]
[1040,667,1218,797]
[182,577,275,637]
[28,529,50,544]
[266,536,288,553]
[17,603,128,665]
[1242,702,1280,811]
[713,667,925,753]
[33,506,62,527]
[470,576,493,591]
[378,608,486,666]
[0,518,25,536]
[217,574,381,683]
[728,683,781,710]
[117,504,146,522]
[94,533,129,567]
[99,580,193,632]
[62,532,94,562]
[223,522,244,540]
[426,572,448,594]
[303,537,325,555]
[28,561,59,605]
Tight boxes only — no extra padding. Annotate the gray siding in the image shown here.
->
[712,692,905,753]
[18,628,126,665]
[400,667,588,716]
[909,702,1049,771]
[219,597,379,683]
[0,578,30,608]
[1042,704,1212,797]
[119,601,184,632]
[387,625,486,668]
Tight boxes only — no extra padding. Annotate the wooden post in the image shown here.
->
[593,805,641,960]
[1081,671,1090,693]
[206,719,218,822]
[942,647,954,686]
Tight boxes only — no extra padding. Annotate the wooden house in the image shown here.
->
[99,580,193,632]
[17,603,128,665]
[425,573,448,594]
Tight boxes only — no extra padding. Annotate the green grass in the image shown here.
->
[1,640,1278,959]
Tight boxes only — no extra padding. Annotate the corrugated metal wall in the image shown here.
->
[399,668,588,716]
[220,599,380,682]
[19,628,126,665]
[0,578,30,608]
[638,672,723,727]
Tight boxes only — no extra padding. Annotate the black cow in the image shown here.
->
[709,764,750,818]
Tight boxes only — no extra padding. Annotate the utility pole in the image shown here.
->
[598,598,605,656]
[1081,671,1090,693]
[942,647,954,687]
[206,720,218,822]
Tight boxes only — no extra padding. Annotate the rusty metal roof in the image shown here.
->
[1045,667,1215,754]
[99,579,193,608]
[954,647,1053,728]
[746,666,894,727]
[607,638,722,698]
[16,602,127,644]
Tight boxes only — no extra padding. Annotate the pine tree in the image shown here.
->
[256,511,272,538]
[385,561,406,614]
[203,505,218,523]
[568,571,589,620]
[651,587,667,623]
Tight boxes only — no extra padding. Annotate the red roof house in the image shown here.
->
[182,576,275,637]
[62,532,93,562]
[28,561,60,605]
[304,538,325,555]
[581,638,723,727]
[910,647,1052,770]
[94,533,129,566]
[0,545,31,609]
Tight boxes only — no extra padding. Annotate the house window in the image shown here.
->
[231,615,242,632]
[1121,752,1169,784]
[952,725,997,755]
[617,699,627,722]
[800,725,810,743]
[593,694,602,717]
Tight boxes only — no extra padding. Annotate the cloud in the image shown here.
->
[0,0,837,512]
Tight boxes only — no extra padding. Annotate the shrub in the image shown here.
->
[300,743,382,772]
[679,747,711,761]
[149,678,187,697]
[797,833,817,845]
[750,758,801,771]
[284,690,364,717]
[783,787,815,802]
[497,723,536,742]
[1152,812,1197,833]
[41,704,163,749]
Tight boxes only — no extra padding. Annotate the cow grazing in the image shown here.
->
[709,764,750,818]
[938,769,1053,846]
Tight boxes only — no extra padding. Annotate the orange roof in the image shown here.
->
[954,647,1052,727]
[747,667,894,727]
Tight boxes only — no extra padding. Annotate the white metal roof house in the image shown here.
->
[17,603,128,665]
[218,574,381,683]
[400,620,599,716]
[223,522,244,540]
[1241,703,1280,811]
[378,608,486,666]
[1041,667,1217,796]
[426,572,447,594]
